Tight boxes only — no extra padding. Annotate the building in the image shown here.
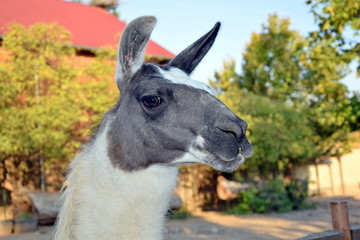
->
[0,0,174,61]
[294,142,360,196]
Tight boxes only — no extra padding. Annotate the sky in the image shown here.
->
[116,0,359,92]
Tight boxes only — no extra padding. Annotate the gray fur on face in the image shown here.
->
[102,16,252,172]
[107,65,252,172]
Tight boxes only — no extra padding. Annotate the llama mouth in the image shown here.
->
[196,146,245,172]
[164,140,245,171]
[200,147,241,162]
[204,153,245,172]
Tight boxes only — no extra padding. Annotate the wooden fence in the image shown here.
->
[299,201,360,240]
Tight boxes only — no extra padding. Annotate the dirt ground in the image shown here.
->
[1,195,359,240]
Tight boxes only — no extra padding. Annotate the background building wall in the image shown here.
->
[294,147,360,196]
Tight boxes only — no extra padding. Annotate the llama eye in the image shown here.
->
[141,96,162,108]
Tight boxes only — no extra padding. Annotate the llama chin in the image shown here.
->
[54,16,252,240]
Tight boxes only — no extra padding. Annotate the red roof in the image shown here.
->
[0,0,174,58]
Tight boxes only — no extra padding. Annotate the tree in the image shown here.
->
[306,0,360,75]
[304,0,359,158]
[305,0,360,135]
[299,26,354,158]
[211,12,359,179]
[0,23,82,189]
[349,92,360,131]
[240,14,354,159]
[240,14,306,102]
[90,0,119,17]
[211,62,317,179]
[0,23,116,190]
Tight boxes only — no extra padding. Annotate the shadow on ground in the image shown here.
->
[0,196,359,240]
[166,195,360,240]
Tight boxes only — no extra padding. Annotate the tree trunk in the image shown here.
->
[337,156,345,195]
[315,162,321,195]
[327,163,335,195]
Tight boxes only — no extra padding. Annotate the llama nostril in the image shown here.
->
[217,127,242,143]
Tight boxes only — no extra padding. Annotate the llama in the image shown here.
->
[53,16,252,240]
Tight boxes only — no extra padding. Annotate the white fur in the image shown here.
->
[171,136,207,165]
[157,67,216,95]
[171,135,245,168]
[53,126,178,240]
[116,52,145,85]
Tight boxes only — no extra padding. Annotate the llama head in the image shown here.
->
[107,16,252,172]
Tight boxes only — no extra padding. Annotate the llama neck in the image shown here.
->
[54,127,178,240]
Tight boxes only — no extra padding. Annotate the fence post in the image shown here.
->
[330,201,351,240]
[350,225,360,240]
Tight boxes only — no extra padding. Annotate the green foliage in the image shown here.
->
[306,0,360,75]
[299,25,355,157]
[348,93,360,131]
[240,14,306,101]
[168,210,191,220]
[90,0,120,17]
[287,179,311,210]
[240,94,316,177]
[301,0,359,156]
[212,13,358,180]
[212,70,317,178]
[0,23,80,160]
[212,59,238,93]
[227,179,313,215]
[0,23,117,189]
[81,46,118,121]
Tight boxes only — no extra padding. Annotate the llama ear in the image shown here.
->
[116,16,157,90]
[168,22,220,75]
